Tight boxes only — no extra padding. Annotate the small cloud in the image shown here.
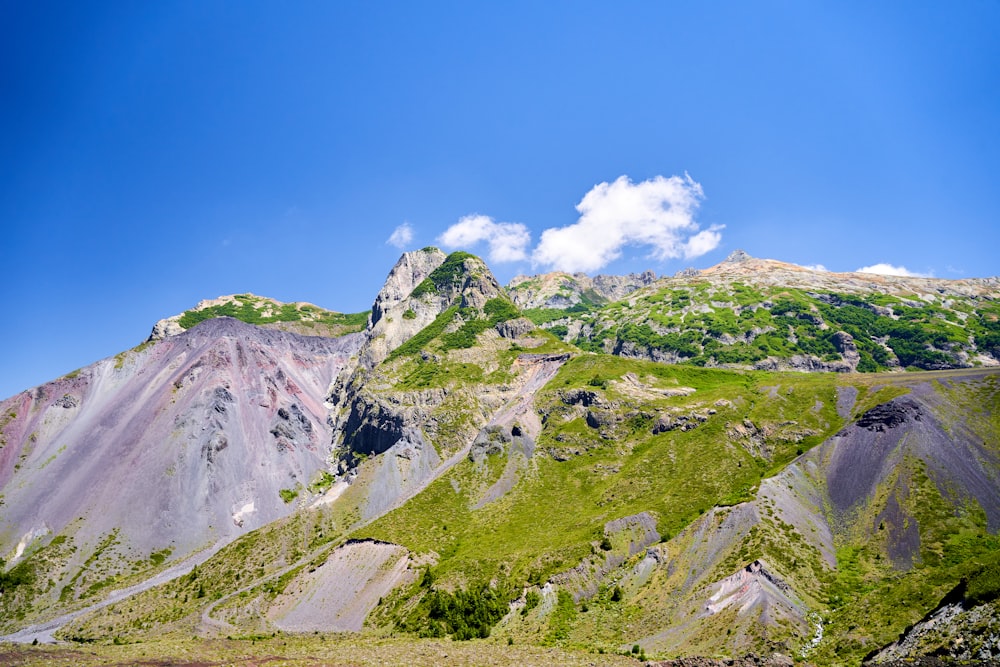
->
[682,227,724,259]
[799,263,827,272]
[856,263,931,278]
[532,174,720,273]
[387,222,414,249]
[438,214,531,263]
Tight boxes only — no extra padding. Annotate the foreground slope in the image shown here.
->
[0,318,362,629]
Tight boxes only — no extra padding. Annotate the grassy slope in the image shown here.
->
[356,355,844,652]
[177,293,368,336]
[521,280,1000,372]
[59,364,1000,665]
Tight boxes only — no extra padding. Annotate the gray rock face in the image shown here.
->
[591,270,658,302]
[495,317,534,339]
[831,330,860,370]
[867,586,1000,664]
[507,270,656,309]
[724,248,753,263]
[149,317,185,340]
[368,247,447,329]
[357,249,505,369]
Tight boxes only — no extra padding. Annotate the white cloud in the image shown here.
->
[799,263,827,272]
[386,222,414,249]
[531,174,720,273]
[438,214,531,263]
[856,263,931,278]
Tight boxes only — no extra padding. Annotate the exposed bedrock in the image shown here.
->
[336,387,446,469]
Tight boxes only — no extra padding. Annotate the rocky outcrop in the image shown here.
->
[357,249,506,368]
[149,317,184,340]
[507,270,656,309]
[705,560,799,617]
[336,387,446,469]
[866,584,1000,664]
[496,316,534,339]
[368,247,447,328]
[651,654,794,667]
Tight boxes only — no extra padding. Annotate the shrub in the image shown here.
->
[412,582,511,640]
[523,589,541,614]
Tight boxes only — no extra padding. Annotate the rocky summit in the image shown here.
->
[1,249,999,666]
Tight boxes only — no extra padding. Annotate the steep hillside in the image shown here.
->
[0,319,362,629]
[2,249,999,667]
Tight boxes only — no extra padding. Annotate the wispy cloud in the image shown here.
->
[799,263,827,272]
[386,222,414,249]
[856,263,931,278]
[531,174,720,273]
[438,214,531,263]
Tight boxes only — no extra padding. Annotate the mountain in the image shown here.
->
[511,249,1000,373]
[0,318,362,625]
[1,249,999,666]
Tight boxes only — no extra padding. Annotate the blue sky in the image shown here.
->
[1,1,998,398]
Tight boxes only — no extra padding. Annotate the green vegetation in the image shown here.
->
[539,284,997,372]
[401,580,512,639]
[544,590,578,645]
[440,298,520,351]
[410,251,477,299]
[388,306,460,360]
[148,548,173,567]
[279,487,299,504]
[966,551,1000,606]
[389,296,521,361]
[356,355,841,642]
[308,471,337,494]
[177,294,367,333]
[0,558,36,594]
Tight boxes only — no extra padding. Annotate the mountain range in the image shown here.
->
[1,249,998,666]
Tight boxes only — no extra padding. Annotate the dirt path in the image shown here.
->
[0,540,228,644]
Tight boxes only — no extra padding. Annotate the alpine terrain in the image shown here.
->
[1,249,999,666]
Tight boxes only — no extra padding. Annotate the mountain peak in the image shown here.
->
[369,247,448,328]
[359,249,505,368]
[724,249,753,263]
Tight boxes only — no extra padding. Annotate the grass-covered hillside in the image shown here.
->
[513,253,1000,373]
[163,293,368,338]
